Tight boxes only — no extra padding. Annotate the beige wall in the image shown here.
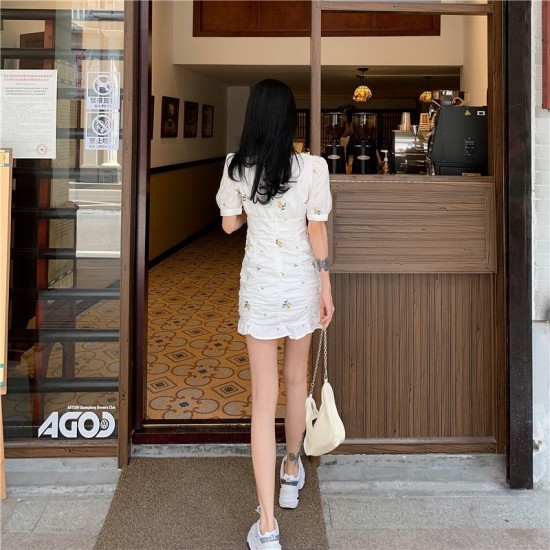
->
[149,162,224,261]
[173,1,464,67]
[461,16,489,106]
[150,1,227,260]
[152,0,227,168]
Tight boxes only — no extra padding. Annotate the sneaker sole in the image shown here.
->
[247,532,281,550]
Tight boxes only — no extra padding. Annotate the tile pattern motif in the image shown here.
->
[146,227,286,419]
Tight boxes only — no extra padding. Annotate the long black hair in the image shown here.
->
[229,79,297,204]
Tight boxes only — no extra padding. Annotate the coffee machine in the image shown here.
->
[351,112,378,174]
[321,112,347,174]
[426,90,488,176]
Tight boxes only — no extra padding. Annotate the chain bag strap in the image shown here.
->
[303,327,346,456]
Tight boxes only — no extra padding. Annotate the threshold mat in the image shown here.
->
[94,456,328,550]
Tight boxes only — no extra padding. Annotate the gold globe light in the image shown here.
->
[419,76,432,103]
[353,68,373,103]
[353,85,373,102]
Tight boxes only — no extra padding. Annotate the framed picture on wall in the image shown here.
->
[160,96,179,138]
[202,104,214,138]
[184,101,199,138]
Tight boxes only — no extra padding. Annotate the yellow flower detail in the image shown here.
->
[283,300,292,309]
[312,207,322,215]
[275,239,283,248]
[243,301,251,311]
[276,200,287,210]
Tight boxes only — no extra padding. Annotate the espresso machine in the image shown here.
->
[426,90,488,176]
[351,112,378,174]
[392,125,429,174]
[321,112,347,174]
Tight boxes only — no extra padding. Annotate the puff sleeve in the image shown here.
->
[306,155,332,221]
[216,155,243,216]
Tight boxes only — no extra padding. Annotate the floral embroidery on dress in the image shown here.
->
[275,200,286,211]
[311,207,322,215]
[243,301,251,311]
[275,239,283,248]
[283,300,292,309]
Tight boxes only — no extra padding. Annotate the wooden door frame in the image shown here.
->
[120,1,534,489]
[119,0,152,467]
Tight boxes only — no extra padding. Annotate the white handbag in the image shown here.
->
[303,328,346,456]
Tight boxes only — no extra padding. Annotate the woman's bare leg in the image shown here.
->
[247,335,279,534]
[282,333,312,477]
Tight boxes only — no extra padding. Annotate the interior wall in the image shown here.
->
[461,16,489,106]
[152,0,227,168]
[150,0,227,260]
[148,162,223,261]
[226,86,250,153]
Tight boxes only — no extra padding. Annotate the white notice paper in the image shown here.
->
[0,70,57,159]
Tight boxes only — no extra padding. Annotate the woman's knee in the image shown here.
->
[283,365,307,388]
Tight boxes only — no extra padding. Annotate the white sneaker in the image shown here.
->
[278,455,305,509]
[247,519,282,550]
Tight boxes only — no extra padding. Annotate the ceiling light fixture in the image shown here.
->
[353,68,373,103]
[419,76,432,103]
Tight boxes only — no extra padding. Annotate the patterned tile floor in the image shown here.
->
[146,226,286,420]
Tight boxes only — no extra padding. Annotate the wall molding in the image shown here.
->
[151,156,225,175]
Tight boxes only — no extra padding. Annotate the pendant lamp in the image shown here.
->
[353,68,373,103]
[419,76,432,103]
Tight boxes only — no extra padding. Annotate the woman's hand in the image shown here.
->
[320,286,335,327]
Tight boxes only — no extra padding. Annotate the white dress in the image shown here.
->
[216,153,332,340]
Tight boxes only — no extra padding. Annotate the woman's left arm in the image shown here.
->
[222,213,247,234]
[308,220,335,327]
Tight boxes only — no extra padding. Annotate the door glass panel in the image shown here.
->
[1,1,124,442]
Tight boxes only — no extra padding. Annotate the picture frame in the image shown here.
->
[160,96,179,138]
[184,101,199,138]
[201,104,214,138]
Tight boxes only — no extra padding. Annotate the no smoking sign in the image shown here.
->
[85,111,119,150]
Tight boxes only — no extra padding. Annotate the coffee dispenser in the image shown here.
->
[351,112,377,174]
[321,112,347,174]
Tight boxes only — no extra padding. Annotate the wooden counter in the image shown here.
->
[328,174,496,273]
[327,174,502,454]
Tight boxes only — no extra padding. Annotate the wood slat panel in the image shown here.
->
[329,177,496,273]
[328,273,496,442]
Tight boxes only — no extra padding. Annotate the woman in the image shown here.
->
[216,79,334,550]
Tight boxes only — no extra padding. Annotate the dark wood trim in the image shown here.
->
[321,1,493,15]
[488,0,507,458]
[149,222,218,268]
[310,0,321,156]
[132,0,152,438]
[132,422,286,445]
[504,0,533,490]
[150,157,225,176]
[118,0,139,469]
[5,439,117,458]
[193,0,442,38]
